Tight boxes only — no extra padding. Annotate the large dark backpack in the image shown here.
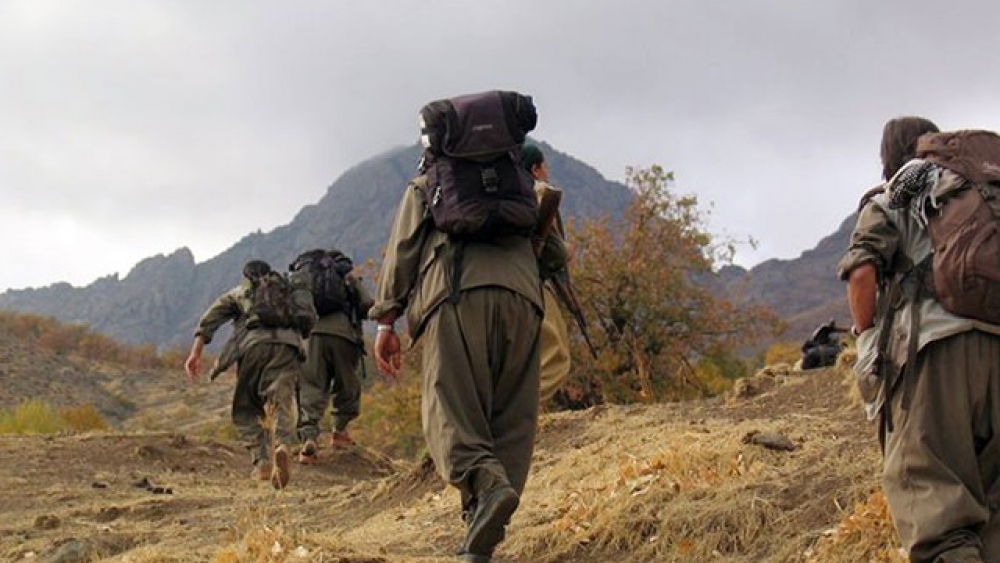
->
[915,129,1000,323]
[289,249,354,316]
[417,90,539,238]
[246,271,298,329]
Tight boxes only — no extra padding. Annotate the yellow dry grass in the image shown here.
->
[0,359,905,563]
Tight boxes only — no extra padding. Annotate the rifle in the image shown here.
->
[533,183,563,256]
[548,268,599,359]
[208,324,246,381]
[534,183,598,359]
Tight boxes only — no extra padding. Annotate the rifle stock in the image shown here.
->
[533,184,563,256]
[208,324,246,381]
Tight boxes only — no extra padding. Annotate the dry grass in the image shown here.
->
[61,404,109,432]
[501,403,882,563]
[806,491,906,563]
[1,357,905,563]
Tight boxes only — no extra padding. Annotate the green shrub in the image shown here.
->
[0,399,67,434]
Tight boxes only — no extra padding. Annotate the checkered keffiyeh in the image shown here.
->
[886,159,940,209]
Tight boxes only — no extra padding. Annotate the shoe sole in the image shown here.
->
[463,487,519,558]
[271,448,291,490]
[458,553,492,563]
[297,454,319,466]
[458,553,493,563]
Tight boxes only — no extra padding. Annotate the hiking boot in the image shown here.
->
[458,486,519,562]
[297,439,319,465]
[250,462,272,481]
[330,430,354,449]
[271,444,291,490]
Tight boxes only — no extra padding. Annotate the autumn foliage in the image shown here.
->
[0,311,190,369]
[560,165,782,405]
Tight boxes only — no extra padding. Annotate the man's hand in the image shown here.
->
[184,354,201,381]
[374,329,402,379]
[184,336,206,382]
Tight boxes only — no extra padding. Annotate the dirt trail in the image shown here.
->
[0,366,884,563]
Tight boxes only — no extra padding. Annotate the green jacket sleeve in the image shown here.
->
[369,179,433,321]
[349,274,376,316]
[836,199,900,280]
[195,287,243,344]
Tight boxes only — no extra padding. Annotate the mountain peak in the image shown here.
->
[0,142,633,348]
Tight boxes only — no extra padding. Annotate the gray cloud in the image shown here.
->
[2,0,998,291]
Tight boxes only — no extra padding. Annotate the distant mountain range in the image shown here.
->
[721,216,854,342]
[0,140,855,351]
[0,141,651,350]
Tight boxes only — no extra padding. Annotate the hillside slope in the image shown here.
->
[0,363,891,563]
[722,215,856,342]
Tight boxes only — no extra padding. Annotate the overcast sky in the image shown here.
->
[2,1,998,292]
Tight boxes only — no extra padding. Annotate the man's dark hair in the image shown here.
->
[242,260,272,280]
[880,116,940,180]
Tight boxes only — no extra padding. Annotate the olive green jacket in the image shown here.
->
[312,273,375,344]
[369,176,544,340]
[196,280,313,375]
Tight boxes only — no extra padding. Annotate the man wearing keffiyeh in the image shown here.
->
[838,117,1000,563]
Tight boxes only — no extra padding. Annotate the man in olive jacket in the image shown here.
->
[371,174,543,563]
[296,253,375,461]
[839,117,1000,563]
[184,260,316,490]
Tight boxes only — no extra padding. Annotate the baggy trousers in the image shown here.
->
[420,288,542,506]
[298,333,362,440]
[538,283,571,405]
[884,330,1000,563]
[233,342,301,465]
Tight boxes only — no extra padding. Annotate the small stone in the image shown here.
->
[32,514,60,530]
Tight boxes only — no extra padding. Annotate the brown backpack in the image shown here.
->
[915,129,1000,323]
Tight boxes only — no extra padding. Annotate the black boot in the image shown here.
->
[456,486,519,563]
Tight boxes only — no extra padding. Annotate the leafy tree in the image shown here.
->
[561,165,781,405]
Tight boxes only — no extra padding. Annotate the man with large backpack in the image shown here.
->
[184,260,316,490]
[838,117,1000,563]
[371,90,545,563]
[288,248,374,462]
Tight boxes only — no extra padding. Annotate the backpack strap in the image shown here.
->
[857,184,886,213]
[446,241,465,305]
[872,268,899,435]
[878,258,931,435]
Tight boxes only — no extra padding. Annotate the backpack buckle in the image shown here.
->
[980,184,995,201]
[481,166,499,193]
